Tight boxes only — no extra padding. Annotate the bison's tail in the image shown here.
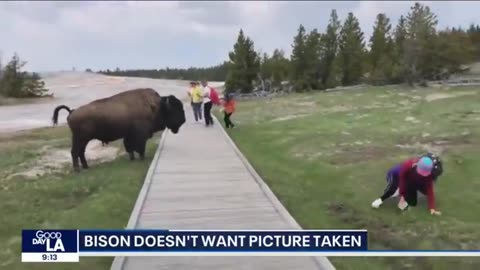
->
[52,105,73,126]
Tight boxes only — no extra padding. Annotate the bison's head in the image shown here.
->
[158,95,186,134]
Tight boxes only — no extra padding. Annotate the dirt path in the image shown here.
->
[7,140,121,179]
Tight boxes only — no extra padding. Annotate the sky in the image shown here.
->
[1,1,479,72]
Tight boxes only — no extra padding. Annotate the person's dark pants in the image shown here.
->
[224,112,234,128]
[204,101,213,126]
[192,102,202,121]
[379,172,427,206]
[380,172,400,201]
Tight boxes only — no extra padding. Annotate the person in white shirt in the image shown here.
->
[201,80,214,126]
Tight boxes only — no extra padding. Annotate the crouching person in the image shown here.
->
[371,153,443,215]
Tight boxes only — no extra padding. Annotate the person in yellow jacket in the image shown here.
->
[188,82,203,122]
[187,81,195,106]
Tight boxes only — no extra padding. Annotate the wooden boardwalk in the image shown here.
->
[111,107,335,270]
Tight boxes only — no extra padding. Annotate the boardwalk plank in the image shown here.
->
[112,108,334,270]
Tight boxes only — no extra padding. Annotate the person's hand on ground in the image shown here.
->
[430,209,442,216]
[371,198,382,208]
[398,196,408,210]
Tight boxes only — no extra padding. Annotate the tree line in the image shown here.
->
[100,2,480,93]
[228,2,480,93]
[97,62,229,82]
[0,53,49,99]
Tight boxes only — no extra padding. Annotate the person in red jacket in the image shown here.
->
[222,93,236,129]
[371,154,442,215]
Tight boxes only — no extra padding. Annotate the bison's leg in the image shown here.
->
[123,137,135,161]
[71,135,82,172]
[79,140,90,169]
[132,128,148,160]
[135,138,147,160]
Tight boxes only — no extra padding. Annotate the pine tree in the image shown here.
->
[22,72,49,97]
[260,52,272,82]
[225,29,260,93]
[305,29,322,89]
[0,53,48,98]
[290,24,309,91]
[0,51,3,81]
[259,52,273,91]
[369,13,394,84]
[245,36,261,90]
[0,53,4,95]
[403,2,439,85]
[467,24,480,61]
[338,12,366,86]
[390,15,408,83]
[320,9,342,88]
[270,49,290,87]
[436,28,475,76]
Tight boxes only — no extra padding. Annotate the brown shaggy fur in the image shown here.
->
[52,88,185,172]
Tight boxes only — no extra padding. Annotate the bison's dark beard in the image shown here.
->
[166,115,185,134]
[159,95,186,134]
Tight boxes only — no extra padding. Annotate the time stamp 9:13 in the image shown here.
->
[42,254,58,261]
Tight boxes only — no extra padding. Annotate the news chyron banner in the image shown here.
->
[22,230,79,262]
[22,229,367,262]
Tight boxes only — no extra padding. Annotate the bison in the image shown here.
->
[52,88,186,172]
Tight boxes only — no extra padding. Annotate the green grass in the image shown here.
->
[0,127,160,270]
[216,85,480,270]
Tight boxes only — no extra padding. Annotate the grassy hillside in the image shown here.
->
[0,127,160,270]
[218,85,480,270]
